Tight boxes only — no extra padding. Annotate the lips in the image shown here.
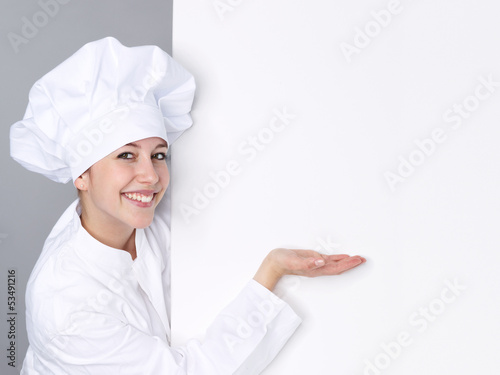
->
[123,192,154,203]
[121,190,158,207]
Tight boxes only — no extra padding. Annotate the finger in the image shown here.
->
[312,256,364,276]
[293,251,356,261]
[289,250,329,268]
[327,254,366,262]
[334,256,365,273]
[314,258,326,267]
[291,249,323,258]
[289,256,327,273]
[323,254,351,261]
[306,256,327,269]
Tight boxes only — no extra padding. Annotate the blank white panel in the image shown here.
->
[172,0,500,373]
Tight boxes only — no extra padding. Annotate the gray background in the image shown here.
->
[1,1,172,373]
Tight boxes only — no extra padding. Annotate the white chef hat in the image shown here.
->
[10,36,195,184]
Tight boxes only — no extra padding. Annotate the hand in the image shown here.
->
[269,248,366,277]
[254,248,366,291]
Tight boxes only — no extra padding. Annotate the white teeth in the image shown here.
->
[124,193,153,203]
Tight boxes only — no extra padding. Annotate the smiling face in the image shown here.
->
[76,137,169,242]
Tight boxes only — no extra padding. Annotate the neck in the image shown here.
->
[80,211,137,260]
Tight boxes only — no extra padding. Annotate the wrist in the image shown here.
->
[253,251,284,291]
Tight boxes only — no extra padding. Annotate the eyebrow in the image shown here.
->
[125,142,168,149]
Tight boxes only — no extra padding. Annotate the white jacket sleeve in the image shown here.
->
[29,279,300,375]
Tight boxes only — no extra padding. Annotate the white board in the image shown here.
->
[171,1,500,373]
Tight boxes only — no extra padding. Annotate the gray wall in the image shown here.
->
[0,1,172,373]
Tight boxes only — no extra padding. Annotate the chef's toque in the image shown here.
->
[9,36,195,184]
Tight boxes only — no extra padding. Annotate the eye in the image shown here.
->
[152,152,167,161]
[117,152,134,159]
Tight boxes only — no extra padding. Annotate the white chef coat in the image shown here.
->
[21,194,302,374]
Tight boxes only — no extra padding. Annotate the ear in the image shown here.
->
[74,171,89,191]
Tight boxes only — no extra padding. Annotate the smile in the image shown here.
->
[123,192,154,203]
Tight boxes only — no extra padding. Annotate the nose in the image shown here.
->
[136,157,160,185]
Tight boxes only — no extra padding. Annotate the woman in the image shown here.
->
[10,37,366,374]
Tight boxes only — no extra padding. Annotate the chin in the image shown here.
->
[130,216,155,229]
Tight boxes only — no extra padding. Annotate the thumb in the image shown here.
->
[309,257,325,269]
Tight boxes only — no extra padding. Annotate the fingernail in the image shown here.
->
[315,259,325,267]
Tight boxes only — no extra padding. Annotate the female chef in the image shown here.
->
[10,37,366,374]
